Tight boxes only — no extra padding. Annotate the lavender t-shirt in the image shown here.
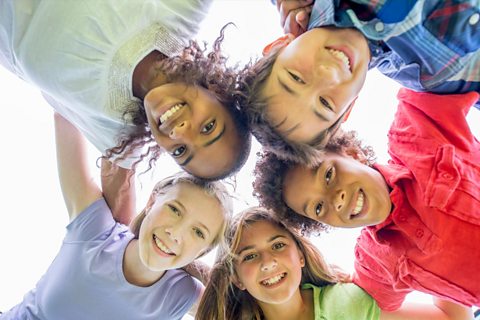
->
[1,199,202,320]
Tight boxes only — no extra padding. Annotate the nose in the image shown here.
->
[260,253,278,272]
[169,120,191,140]
[332,189,346,212]
[314,63,341,87]
[165,225,182,244]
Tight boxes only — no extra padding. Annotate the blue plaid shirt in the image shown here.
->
[308,0,480,109]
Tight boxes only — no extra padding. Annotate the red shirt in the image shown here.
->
[353,89,480,311]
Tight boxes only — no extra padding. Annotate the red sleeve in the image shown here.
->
[394,89,479,152]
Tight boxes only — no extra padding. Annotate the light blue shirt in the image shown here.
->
[0,199,202,320]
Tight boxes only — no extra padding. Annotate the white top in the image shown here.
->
[0,0,212,167]
[0,198,203,320]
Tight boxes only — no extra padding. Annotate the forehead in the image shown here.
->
[237,220,290,249]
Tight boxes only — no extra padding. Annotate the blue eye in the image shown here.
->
[194,228,205,239]
[171,145,186,157]
[168,204,180,216]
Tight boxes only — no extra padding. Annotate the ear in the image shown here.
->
[299,250,306,268]
[262,33,295,56]
[342,98,357,123]
[231,274,246,291]
[144,193,157,215]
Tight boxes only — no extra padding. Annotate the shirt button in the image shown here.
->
[469,13,479,25]
[441,172,453,180]
[375,21,385,32]
[415,229,424,238]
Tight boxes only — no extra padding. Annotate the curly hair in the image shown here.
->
[104,25,251,180]
[196,207,342,320]
[236,46,346,165]
[253,129,376,235]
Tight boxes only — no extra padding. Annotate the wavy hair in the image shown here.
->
[105,25,251,180]
[196,207,343,320]
[253,130,376,235]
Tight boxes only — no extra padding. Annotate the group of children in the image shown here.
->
[0,0,479,319]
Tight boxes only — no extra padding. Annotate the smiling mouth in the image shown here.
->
[158,103,186,125]
[349,189,365,220]
[327,48,351,72]
[153,234,176,256]
[260,272,287,286]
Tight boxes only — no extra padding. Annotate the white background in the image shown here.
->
[1,0,479,314]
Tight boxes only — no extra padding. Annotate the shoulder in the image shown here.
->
[159,269,203,316]
[316,283,380,319]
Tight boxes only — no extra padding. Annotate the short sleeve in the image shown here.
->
[319,283,381,319]
[64,198,117,242]
[163,270,204,319]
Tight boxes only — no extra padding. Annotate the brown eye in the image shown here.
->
[288,71,305,84]
[315,202,324,216]
[325,167,334,184]
[201,120,216,134]
[171,145,186,157]
[319,97,333,111]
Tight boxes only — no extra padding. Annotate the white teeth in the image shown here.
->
[159,103,184,124]
[154,235,174,255]
[261,273,286,286]
[353,191,364,215]
[328,49,351,71]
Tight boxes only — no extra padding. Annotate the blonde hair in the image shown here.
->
[196,207,342,320]
[129,171,232,256]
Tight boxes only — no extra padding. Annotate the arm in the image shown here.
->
[54,113,102,221]
[100,159,136,225]
[274,0,313,36]
[380,298,474,320]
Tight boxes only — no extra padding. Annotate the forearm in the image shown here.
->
[101,158,136,225]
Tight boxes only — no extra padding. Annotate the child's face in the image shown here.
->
[138,182,224,271]
[233,220,305,306]
[283,152,391,228]
[144,84,241,178]
[263,27,370,144]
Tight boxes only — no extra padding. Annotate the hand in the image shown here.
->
[276,0,313,36]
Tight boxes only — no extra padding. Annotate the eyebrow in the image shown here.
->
[178,124,226,167]
[237,235,287,255]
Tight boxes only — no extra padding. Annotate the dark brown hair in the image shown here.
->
[253,129,376,235]
[105,25,251,180]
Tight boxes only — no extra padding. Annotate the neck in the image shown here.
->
[132,50,168,100]
[259,288,313,320]
[123,239,166,287]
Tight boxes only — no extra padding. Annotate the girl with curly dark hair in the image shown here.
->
[0,0,251,223]
[253,89,480,316]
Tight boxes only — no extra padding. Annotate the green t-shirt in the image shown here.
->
[302,283,380,320]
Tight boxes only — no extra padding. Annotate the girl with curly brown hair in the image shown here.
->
[253,89,480,317]
[0,0,251,223]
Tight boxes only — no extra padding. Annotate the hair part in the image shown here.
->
[196,207,342,320]
[104,24,251,180]
[252,129,376,235]
[129,171,233,256]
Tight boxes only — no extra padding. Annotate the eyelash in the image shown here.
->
[201,120,216,134]
[314,167,335,216]
[168,204,180,216]
[171,145,186,158]
[288,71,305,84]
[319,97,333,111]
[194,228,205,239]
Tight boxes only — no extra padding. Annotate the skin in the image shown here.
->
[263,27,370,144]
[123,182,224,286]
[144,83,241,178]
[283,152,392,228]
[233,221,313,320]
